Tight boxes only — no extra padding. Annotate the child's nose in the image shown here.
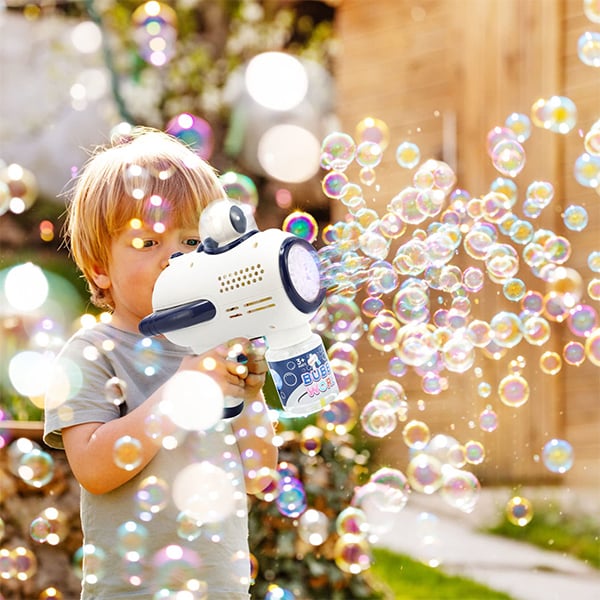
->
[161,248,182,269]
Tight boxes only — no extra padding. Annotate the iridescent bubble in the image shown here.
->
[298,509,329,546]
[402,419,431,450]
[356,141,383,169]
[360,400,397,438]
[104,376,127,407]
[359,227,390,260]
[393,284,429,324]
[367,312,400,352]
[544,292,570,323]
[117,521,149,560]
[425,435,465,467]
[542,439,574,473]
[282,211,318,243]
[379,211,407,240]
[252,467,281,503]
[136,475,170,515]
[151,544,202,594]
[506,496,533,527]
[113,436,143,471]
[396,141,421,168]
[320,132,356,171]
[521,290,544,315]
[522,315,551,346]
[479,406,498,432]
[321,170,349,199]
[464,440,485,465]
[361,295,385,318]
[18,448,54,488]
[567,304,598,337]
[584,122,600,155]
[463,222,497,260]
[276,476,307,518]
[317,397,358,435]
[440,467,481,513]
[330,358,359,399]
[406,453,443,494]
[388,187,429,225]
[351,482,403,538]
[4,262,49,312]
[369,467,411,511]
[503,278,526,302]
[462,266,484,293]
[166,113,213,160]
[578,31,600,66]
[336,506,368,537]
[397,324,438,367]
[441,331,475,373]
[547,266,584,308]
[509,219,534,245]
[563,204,588,231]
[588,278,600,301]
[388,355,408,378]
[317,294,364,342]
[134,337,163,376]
[563,340,586,366]
[73,544,106,585]
[0,163,39,213]
[589,250,600,272]
[490,138,526,177]
[537,95,578,134]
[334,534,372,574]
[498,373,529,407]
[173,462,236,523]
[485,243,519,283]
[372,378,408,413]
[584,0,600,23]
[467,319,492,348]
[299,425,323,457]
[132,1,177,67]
[505,112,532,142]
[486,126,518,155]
[30,516,51,543]
[356,116,390,150]
[220,171,258,211]
[34,507,68,546]
[540,351,562,375]
[11,546,37,581]
[584,327,600,365]
[392,238,429,275]
[574,152,600,187]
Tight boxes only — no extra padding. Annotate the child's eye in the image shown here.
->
[131,237,157,249]
[183,238,201,247]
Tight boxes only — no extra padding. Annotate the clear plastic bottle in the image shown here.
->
[265,327,340,416]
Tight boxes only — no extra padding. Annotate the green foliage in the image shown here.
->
[370,548,514,600]
[487,503,600,569]
[249,430,384,599]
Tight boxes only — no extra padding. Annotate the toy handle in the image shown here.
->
[139,299,216,336]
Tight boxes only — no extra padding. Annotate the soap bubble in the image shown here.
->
[402,419,431,450]
[172,462,236,523]
[505,112,532,142]
[104,376,127,407]
[479,406,498,432]
[11,546,37,581]
[282,211,318,243]
[136,475,170,515]
[490,139,526,177]
[578,31,600,66]
[18,448,54,488]
[396,141,421,168]
[542,438,574,473]
[464,440,485,465]
[356,140,383,169]
[150,544,202,595]
[117,521,149,560]
[506,496,533,526]
[333,534,372,574]
[132,1,178,67]
[299,425,323,457]
[584,328,600,366]
[322,171,349,199]
[563,341,586,366]
[276,476,307,518]
[336,506,368,537]
[406,453,443,494]
[490,311,523,348]
[567,304,598,337]
[4,262,49,312]
[563,204,588,231]
[265,584,295,600]
[317,396,358,435]
[298,509,329,546]
[574,152,600,187]
[166,113,213,160]
[440,467,481,513]
[30,516,51,543]
[220,171,258,211]
[356,116,390,150]
[360,400,397,437]
[321,132,356,171]
[498,373,529,407]
[113,436,143,471]
[584,122,600,155]
[73,544,106,585]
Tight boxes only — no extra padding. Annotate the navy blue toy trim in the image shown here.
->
[201,229,259,255]
[139,299,217,336]
[279,237,325,314]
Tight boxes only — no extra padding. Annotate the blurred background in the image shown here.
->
[1,0,599,598]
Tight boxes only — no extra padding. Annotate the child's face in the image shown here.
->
[95,222,201,332]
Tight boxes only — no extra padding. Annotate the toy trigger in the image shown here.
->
[139,299,217,336]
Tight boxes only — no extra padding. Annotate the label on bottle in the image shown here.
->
[267,337,339,416]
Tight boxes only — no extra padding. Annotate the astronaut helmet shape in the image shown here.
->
[199,198,258,252]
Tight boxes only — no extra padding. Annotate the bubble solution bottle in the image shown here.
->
[265,325,340,417]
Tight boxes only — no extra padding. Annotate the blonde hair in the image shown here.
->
[64,127,225,309]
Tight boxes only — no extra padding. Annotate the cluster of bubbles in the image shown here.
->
[131,1,178,67]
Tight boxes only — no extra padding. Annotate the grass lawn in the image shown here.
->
[486,505,600,570]
[368,547,514,600]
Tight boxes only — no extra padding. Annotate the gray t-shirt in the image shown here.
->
[44,323,250,599]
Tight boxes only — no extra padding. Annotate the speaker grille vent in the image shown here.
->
[218,264,264,293]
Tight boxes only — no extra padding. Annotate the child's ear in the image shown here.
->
[91,266,111,289]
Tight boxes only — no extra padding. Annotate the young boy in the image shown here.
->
[44,128,278,599]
